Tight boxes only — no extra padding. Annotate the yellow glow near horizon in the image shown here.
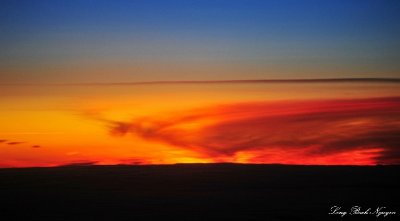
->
[0,82,399,167]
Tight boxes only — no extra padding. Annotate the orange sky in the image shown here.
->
[0,81,399,167]
[2,1,400,168]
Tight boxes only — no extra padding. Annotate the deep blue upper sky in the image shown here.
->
[1,0,399,83]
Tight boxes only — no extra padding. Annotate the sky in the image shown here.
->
[1,0,399,83]
[0,0,400,167]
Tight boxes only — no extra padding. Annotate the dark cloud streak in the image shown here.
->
[2,78,400,86]
[7,142,25,145]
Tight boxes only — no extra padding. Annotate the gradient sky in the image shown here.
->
[1,81,399,167]
[1,1,400,167]
[1,0,400,83]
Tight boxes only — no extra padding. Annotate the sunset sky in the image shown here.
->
[1,0,399,167]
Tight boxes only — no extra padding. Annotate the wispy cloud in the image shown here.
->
[1,139,42,149]
[95,97,400,165]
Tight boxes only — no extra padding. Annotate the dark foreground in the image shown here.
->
[0,164,399,220]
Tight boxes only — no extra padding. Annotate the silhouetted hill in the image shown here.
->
[0,164,399,220]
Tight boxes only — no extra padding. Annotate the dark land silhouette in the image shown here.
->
[0,163,399,220]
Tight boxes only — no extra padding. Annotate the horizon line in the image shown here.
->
[1,78,400,86]
[1,162,397,169]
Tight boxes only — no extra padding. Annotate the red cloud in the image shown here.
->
[105,97,400,165]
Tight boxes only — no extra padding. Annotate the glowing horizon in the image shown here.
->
[1,80,399,168]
